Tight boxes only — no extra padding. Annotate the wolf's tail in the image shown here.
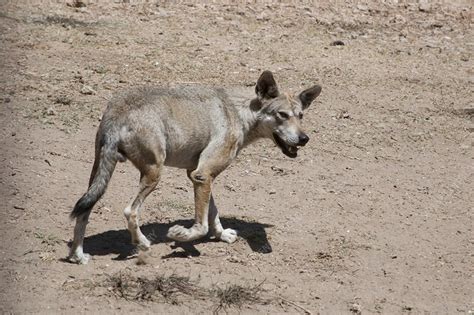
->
[70,132,119,219]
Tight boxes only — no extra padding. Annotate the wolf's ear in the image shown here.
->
[299,85,322,110]
[255,70,279,100]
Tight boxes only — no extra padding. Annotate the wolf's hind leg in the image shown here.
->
[124,164,161,251]
[68,142,116,265]
[69,213,91,264]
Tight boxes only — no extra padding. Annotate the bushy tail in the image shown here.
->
[70,134,119,219]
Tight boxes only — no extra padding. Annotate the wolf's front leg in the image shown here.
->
[209,194,238,243]
[167,170,211,242]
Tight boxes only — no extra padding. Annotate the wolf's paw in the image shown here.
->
[68,253,90,265]
[167,224,207,242]
[219,228,238,244]
[167,225,193,242]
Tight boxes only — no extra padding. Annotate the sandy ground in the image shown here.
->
[0,1,473,314]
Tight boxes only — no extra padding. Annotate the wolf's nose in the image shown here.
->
[298,134,309,146]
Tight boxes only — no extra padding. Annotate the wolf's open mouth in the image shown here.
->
[273,132,298,158]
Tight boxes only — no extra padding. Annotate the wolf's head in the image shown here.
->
[251,71,322,158]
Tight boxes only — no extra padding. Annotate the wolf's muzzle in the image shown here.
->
[298,133,309,146]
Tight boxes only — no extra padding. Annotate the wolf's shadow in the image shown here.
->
[73,217,273,261]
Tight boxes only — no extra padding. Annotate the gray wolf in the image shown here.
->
[68,70,322,264]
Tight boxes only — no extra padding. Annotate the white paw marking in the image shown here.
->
[69,253,90,265]
[219,228,238,243]
[167,225,193,242]
[167,224,207,242]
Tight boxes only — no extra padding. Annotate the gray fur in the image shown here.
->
[67,71,321,264]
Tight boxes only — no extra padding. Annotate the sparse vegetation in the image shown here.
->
[213,282,266,313]
[107,272,200,304]
[33,232,61,247]
[104,272,269,312]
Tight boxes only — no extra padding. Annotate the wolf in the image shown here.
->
[68,70,321,264]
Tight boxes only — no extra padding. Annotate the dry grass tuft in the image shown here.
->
[106,272,269,311]
[107,272,200,304]
[213,281,266,313]
[135,274,197,303]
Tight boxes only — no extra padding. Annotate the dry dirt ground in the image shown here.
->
[0,1,473,314]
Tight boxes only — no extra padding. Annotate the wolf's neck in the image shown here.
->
[237,99,264,147]
[225,88,266,147]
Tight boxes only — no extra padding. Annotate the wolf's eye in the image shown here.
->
[298,113,303,120]
[277,111,289,119]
